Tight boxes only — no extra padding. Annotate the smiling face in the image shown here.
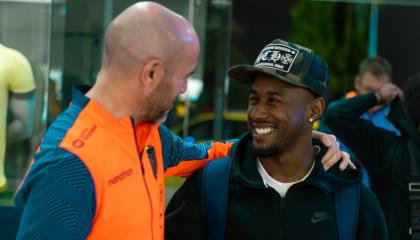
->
[247,75,318,157]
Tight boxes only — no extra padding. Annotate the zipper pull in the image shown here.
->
[146,145,157,179]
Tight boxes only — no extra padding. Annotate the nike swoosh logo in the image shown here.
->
[311,215,330,223]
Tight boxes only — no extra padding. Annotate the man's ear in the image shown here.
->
[307,97,326,122]
[138,58,165,88]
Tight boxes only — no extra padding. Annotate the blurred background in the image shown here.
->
[1,0,420,204]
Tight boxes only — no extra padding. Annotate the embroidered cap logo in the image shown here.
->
[255,44,299,73]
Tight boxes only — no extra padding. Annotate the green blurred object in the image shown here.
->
[0,191,14,206]
[289,1,369,99]
[165,177,185,188]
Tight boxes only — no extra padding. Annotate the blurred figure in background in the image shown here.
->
[324,74,420,240]
[0,43,35,192]
[318,56,400,187]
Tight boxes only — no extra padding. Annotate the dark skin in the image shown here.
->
[247,75,325,182]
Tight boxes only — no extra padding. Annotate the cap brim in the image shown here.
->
[227,65,309,90]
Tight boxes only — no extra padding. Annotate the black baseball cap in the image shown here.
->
[228,39,330,99]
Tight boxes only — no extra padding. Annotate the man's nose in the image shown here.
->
[249,105,268,120]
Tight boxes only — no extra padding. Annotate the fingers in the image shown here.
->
[312,130,331,146]
[378,83,404,103]
[321,136,340,171]
[318,131,335,147]
[338,152,355,171]
[349,161,357,170]
[313,132,347,171]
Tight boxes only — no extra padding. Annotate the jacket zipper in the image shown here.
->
[280,197,286,238]
[133,126,155,240]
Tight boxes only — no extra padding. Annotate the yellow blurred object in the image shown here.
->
[313,120,320,129]
[176,104,186,117]
[0,180,7,193]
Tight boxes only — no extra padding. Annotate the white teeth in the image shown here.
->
[255,127,274,135]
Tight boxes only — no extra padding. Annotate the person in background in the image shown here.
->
[318,56,400,187]
[324,74,420,240]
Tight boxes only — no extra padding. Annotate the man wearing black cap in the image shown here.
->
[165,39,387,240]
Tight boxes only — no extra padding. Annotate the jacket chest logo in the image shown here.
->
[72,124,97,148]
[108,168,134,186]
[310,211,330,223]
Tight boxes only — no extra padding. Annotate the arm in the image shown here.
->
[159,125,233,177]
[14,152,95,239]
[160,125,351,177]
[165,171,208,240]
[6,48,36,142]
[323,92,399,173]
[7,92,35,142]
[357,185,388,240]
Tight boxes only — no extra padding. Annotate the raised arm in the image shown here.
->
[323,83,402,172]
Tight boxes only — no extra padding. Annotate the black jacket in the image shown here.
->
[324,93,420,240]
[165,133,387,240]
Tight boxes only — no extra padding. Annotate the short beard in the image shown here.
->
[144,79,176,124]
[150,108,171,124]
[253,143,281,158]
[145,105,173,124]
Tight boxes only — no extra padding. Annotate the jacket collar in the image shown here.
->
[230,133,361,194]
[71,86,157,149]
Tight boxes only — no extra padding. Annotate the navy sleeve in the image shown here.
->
[324,93,399,175]
[159,125,236,170]
[14,152,95,239]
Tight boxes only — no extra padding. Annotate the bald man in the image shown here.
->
[14,2,348,239]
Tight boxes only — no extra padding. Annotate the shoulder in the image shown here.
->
[0,45,29,66]
[357,184,386,225]
[17,108,95,196]
[166,165,208,211]
[175,169,205,196]
[4,51,35,93]
[14,150,96,239]
[14,149,95,211]
[359,184,381,208]
[356,185,388,239]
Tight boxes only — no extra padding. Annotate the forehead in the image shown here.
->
[251,74,298,93]
[250,74,315,102]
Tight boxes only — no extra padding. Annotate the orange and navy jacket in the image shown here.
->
[14,86,233,239]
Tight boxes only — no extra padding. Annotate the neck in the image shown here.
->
[259,135,314,183]
[86,71,144,124]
